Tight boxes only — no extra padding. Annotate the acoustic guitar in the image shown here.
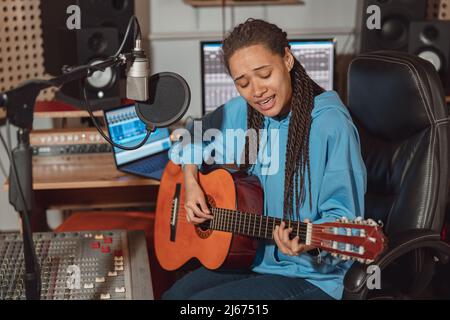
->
[154,161,386,271]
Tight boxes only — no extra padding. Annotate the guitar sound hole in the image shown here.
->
[196,225,212,239]
[195,194,215,238]
[198,223,210,232]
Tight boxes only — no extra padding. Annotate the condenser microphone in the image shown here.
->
[127,39,150,101]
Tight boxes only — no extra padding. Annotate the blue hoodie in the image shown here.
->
[169,91,367,300]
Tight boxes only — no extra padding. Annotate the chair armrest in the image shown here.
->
[344,229,450,298]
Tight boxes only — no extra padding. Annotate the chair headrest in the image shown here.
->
[348,51,448,141]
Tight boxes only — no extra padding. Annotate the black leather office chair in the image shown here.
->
[343,51,450,299]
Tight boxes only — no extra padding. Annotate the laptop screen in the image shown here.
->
[105,104,172,166]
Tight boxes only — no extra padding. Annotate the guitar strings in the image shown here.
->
[176,213,355,241]
[176,208,327,232]
[174,209,367,252]
[175,207,368,247]
[174,212,366,256]
[176,213,319,241]
[176,216,311,239]
[176,207,332,234]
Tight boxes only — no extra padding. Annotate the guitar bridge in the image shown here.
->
[170,183,182,242]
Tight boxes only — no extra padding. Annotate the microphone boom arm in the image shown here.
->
[1,53,132,130]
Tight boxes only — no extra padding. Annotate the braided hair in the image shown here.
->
[222,19,325,220]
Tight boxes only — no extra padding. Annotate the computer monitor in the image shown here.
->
[200,39,336,114]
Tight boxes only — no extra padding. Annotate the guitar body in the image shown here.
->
[154,161,263,271]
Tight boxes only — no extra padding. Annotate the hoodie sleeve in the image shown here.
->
[314,110,367,225]
[168,97,247,170]
[308,109,366,265]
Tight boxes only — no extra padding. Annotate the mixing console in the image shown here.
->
[0,230,153,300]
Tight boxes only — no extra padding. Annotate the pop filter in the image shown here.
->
[135,72,190,128]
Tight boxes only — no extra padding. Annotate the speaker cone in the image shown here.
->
[379,16,409,49]
[420,25,439,44]
[87,59,116,90]
[418,50,443,71]
[88,32,108,55]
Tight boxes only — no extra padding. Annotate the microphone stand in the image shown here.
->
[0,53,132,300]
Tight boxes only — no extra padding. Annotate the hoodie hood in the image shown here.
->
[265,90,351,128]
[311,90,352,121]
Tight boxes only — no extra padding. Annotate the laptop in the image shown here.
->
[104,104,172,180]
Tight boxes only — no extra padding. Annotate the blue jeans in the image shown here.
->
[162,267,334,300]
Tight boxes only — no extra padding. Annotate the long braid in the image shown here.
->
[285,61,323,218]
[222,18,324,220]
[241,105,264,171]
[283,60,313,219]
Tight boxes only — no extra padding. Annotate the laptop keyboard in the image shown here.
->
[126,153,168,173]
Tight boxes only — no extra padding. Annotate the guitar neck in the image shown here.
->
[201,207,309,244]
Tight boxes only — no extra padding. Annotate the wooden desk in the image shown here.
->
[6,154,160,231]
[32,154,159,191]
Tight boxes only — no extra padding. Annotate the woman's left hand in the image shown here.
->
[274,220,315,256]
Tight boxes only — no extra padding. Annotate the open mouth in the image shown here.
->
[257,95,275,110]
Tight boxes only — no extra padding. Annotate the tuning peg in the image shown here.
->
[331,252,338,258]
[341,255,350,261]
[366,219,377,226]
[357,258,366,264]
[354,217,363,224]
[341,217,349,223]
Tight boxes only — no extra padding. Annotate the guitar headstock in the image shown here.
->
[312,217,387,264]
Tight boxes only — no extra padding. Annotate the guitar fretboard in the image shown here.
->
[200,207,309,243]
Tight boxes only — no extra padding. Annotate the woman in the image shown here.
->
[164,18,366,300]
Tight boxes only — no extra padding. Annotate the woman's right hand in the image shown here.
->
[184,166,212,225]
